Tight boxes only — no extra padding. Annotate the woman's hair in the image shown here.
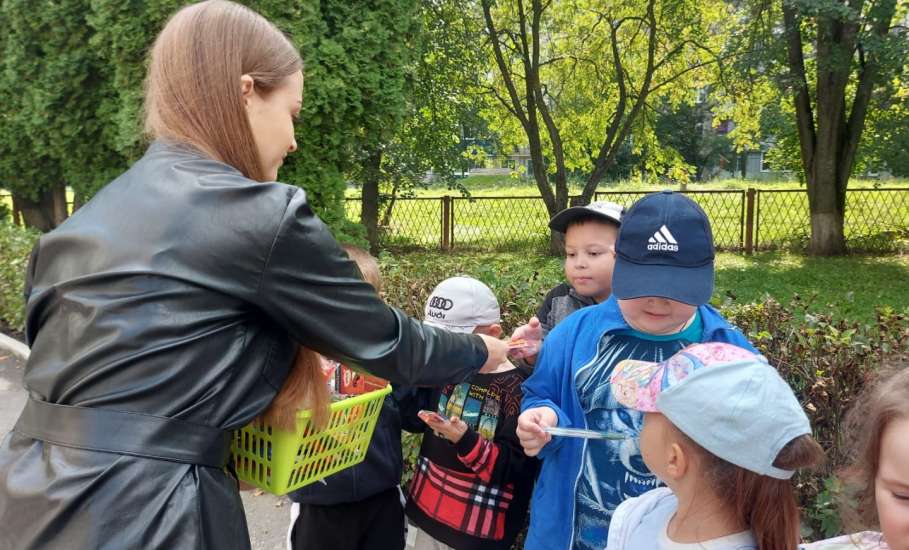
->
[145,0,302,181]
[839,362,909,530]
[259,245,381,431]
[681,429,825,550]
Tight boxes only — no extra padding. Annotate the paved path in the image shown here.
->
[0,351,288,550]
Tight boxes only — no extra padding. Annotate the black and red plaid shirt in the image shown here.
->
[404,368,539,550]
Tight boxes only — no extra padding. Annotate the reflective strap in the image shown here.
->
[13,397,230,468]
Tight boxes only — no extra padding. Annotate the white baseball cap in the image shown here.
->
[548,201,624,233]
[423,277,501,334]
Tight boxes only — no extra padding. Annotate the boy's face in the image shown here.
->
[618,296,696,335]
[564,221,618,303]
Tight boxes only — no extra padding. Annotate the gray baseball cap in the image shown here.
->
[423,277,501,333]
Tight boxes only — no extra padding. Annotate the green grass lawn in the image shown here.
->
[712,252,909,322]
[381,249,909,324]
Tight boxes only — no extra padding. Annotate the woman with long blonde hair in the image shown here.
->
[0,3,507,548]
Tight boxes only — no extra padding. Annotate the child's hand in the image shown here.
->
[418,411,468,443]
[517,406,557,456]
[509,317,543,363]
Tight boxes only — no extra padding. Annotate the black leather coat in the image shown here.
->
[0,141,487,550]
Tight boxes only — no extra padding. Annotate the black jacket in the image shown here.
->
[0,141,488,550]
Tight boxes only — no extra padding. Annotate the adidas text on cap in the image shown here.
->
[548,201,624,233]
[612,190,715,306]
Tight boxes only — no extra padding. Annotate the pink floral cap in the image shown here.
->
[611,342,811,480]
[610,342,765,412]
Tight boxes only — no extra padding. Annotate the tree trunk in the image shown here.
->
[14,185,68,231]
[782,0,897,256]
[380,181,399,227]
[548,230,564,255]
[360,149,383,255]
[809,210,846,255]
[806,151,848,254]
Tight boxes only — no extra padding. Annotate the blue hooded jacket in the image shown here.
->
[520,296,757,550]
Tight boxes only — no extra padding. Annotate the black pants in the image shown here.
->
[291,486,405,550]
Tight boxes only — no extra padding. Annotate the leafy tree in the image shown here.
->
[350,0,492,250]
[479,0,732,251]
[2,0,405,240]
[781,0,906,254]
[655,99,735,181]
[0,0,125,229]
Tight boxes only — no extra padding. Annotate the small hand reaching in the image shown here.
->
[418,411,468,444]
[509,316,543,363]
[516,406,557,456]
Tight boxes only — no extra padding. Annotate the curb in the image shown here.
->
[0,332,30,361]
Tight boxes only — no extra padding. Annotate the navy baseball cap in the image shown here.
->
[612,190,714,306]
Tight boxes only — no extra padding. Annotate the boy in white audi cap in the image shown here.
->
[516,191,758,550]
[510,201,625,371]
[400,277,540,550]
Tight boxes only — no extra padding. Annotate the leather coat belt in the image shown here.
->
[13,397,231,468]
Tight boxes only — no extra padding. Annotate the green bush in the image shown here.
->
[725,297,908,538]
[0,221,39,333]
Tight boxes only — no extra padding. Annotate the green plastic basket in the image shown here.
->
[230,385,391,495]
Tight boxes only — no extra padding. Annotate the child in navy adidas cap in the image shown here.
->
[516,191,758,550]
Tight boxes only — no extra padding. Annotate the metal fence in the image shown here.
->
[5,188,908,253]
[345,187,909,253]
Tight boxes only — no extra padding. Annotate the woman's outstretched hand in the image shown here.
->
[477,334,509,373]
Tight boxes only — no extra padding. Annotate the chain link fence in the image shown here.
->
[5,188,908,253]
[346,188,909,253]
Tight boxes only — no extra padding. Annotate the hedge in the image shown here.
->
[0,221,39,334]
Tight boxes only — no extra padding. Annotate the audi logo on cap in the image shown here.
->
[429,296,454,310]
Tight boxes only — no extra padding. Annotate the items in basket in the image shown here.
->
[326,360,387,396]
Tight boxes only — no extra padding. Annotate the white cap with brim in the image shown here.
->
[610,343,811,480]
[548,201,624,233]
[423,276,501,334]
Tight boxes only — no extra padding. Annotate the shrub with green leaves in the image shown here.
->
[0,222,39,333]
[725,297,908,538]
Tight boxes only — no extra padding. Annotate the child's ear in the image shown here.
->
[488,324,503,338]
[665,442,688,480]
